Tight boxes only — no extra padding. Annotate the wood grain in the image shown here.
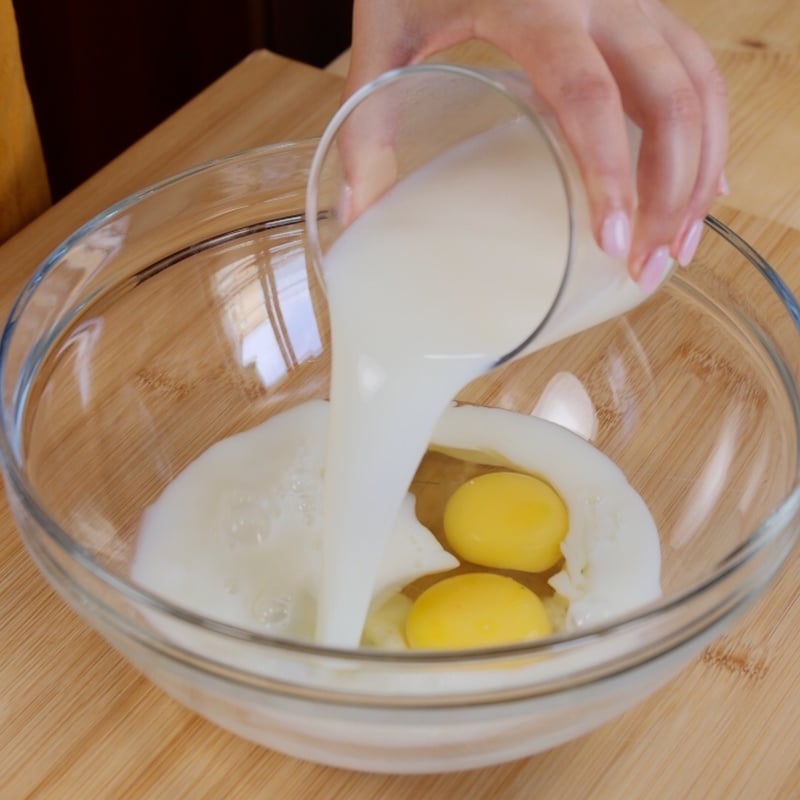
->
[1,3,800,795]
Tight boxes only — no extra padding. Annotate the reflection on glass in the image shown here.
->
[532,371,597,441]
[737,438,770,515]
[215,235,321,389]
[670,404,742,548]
[610,322,658,439]
[67,318,103,408]
[65,216,130,273]
[268,247,323,366]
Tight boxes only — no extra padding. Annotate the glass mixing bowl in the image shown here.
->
[1,140,799,774]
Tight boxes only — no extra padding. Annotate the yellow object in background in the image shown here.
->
[0,0,50,244]
[405,573,552,650]
[444,471,569,573]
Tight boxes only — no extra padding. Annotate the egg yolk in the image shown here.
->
[405,573,552,649]
[443,471,568,572]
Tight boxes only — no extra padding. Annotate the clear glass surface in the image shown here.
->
[306,65,576,362]
[1,141,799,773]
[306,65,664,367]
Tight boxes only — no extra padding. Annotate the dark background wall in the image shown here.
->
[14,0,354,200]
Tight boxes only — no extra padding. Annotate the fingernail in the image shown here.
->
[678,219,704,267]
[638,246,671,294]
[718,171,730,196]
[600,210,631,259]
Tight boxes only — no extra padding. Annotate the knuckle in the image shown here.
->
[640,190,685,222]
[592,162,629,184]
[704,64,729,105]
[555,70,617,110]
[653,84,702,127]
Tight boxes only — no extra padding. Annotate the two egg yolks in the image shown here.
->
[405,471,568,650]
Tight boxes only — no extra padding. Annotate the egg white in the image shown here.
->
[132,400,458,642]
[430,404,662,631]
[132,399,661,648]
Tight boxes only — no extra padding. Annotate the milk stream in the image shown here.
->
[317,119,665,647]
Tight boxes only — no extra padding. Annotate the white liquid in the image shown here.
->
[131,400,661,659]
[131,400,458,645]
[431,404,661,630]
[319,120,664,647]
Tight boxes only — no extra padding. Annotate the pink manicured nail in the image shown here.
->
[678,219,704,267]
[638,246,671,293]
[600,210,631,259]
[718,171,730,196]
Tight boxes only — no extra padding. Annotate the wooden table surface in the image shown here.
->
[2,1,799,797]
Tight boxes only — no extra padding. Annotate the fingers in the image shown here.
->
[645,0,729,257]
[485,20,636,262]
[593,2,726,278]
[344,0,466,98]
[338,0,728,285]
[340,1,497,222]
[334,1,415,223]
[338,1,480,222]
[591,17,702,281]
[335,88,400,225]
[485,0,721,284]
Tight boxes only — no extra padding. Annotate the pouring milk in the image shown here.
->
[316,117,668,648]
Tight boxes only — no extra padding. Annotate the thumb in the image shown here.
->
[333,4,417,223]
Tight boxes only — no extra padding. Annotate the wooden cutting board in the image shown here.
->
[2,0,800,794]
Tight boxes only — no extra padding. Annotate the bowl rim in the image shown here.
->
[2,140,800,667]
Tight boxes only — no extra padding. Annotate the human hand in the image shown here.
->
[344,0,728,289]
